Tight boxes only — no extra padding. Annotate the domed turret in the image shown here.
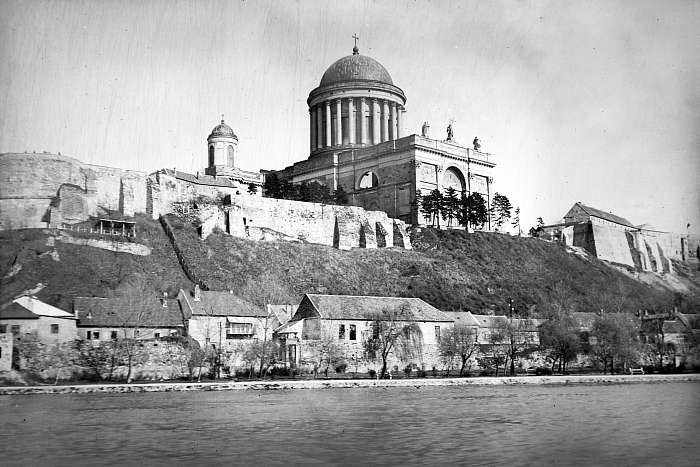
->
[205,117,238,176]
[307,42,406,157]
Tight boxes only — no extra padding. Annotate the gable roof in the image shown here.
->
[177,290,266,318]
[74,297,184,328]
[471,314,542,331]
[0,302,39,320]
[10,296,75,319]
[301,294,453,322]
[570,202,634,227]
[442,311,480,327]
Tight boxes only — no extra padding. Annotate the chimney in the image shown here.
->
[162,292,168,307]
[194,284,201,302]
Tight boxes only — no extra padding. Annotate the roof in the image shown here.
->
[163,169,238,188]
[74,297,184,328]
[471,314,542,331]
[275,319,304,334]
[0,302,39,320]
[662,320,691,334]
[442,311,480,327]
[573,202,634,227]
[268,304,298,327]
[303,294,453,322]
[320,50,393,87]
[177,290,266,318]
[208,119,237,140]
[9,296,75,319]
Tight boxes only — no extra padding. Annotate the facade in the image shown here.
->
[275,294,454,371]
[0,296,77,343]
[272,45,496,225]
[74,296,185,341]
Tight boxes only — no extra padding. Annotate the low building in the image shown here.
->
[276,294,454,372]
[0,295,77,343]
[74,295,185,341]
[176,287,279,352]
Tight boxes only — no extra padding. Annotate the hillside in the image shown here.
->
[165,215,694,314]
[0,216,192,310]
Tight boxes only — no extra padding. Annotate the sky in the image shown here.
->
[1,0,698,233]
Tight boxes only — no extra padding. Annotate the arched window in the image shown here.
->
[358,171,379,189]
[208,145,215,167]
[227,145,234,167]
[442,167,465,193]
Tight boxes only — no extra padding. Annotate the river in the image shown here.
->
[1,382,698,466]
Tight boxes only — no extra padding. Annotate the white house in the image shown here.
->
[0,295,77,343]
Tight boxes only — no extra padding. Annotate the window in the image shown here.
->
[154,332,160,338]
[358,171,378,189]
[11,325,20,335]
[134,329,140,337]
[0,325,6,333]
[51,324,59,334]
[226,322,253,339]
[435,326,441,341]
[227,145,234,166]
[338,324,346,340]
[93,331,100,340]
[209,145,215,166]
[349,324,356,341]
[111,331,118,340]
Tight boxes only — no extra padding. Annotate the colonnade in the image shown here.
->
[309,97,404,152]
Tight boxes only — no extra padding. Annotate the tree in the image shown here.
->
[247,183,258,195]
[420,189,444,227]
[512,207,521,236]
[364,306,423,378]
[443,187,460,227]
[491,193,513,231]
[110,282,151,383]
[333,186,349,205]
[306,328,345,378]
[263,173,282,198]
[539,316,581,374]
[75,339,113,381]
[459,192,488,230]
[438,325,479,376]
[590,313,641,374]
[489,315,536,376]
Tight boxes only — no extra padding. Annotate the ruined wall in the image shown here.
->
[148,171,240,220]
[0,153,148,230]
[197,195,411,250]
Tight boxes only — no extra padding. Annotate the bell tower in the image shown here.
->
[205,116,238,176]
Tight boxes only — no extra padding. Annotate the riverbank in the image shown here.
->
[1,373,698,395]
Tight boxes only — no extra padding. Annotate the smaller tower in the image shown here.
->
[205,116,238,177]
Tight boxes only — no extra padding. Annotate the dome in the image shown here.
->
[319,51,393,87]
[208,119,237,140]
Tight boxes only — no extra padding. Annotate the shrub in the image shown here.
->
[403,365,412,378]
[368,369,377,379]
[535,367,552,376]
[417,369,427,378]
[335,363,348,374]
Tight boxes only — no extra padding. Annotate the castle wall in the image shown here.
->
[0,153,148,230]
[590,218,635,267]
[197,195,411,250]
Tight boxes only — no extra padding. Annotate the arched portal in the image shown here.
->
[442,167,466,193]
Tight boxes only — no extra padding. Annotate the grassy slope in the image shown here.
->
[0,216,192,310]
[166,216,683,313]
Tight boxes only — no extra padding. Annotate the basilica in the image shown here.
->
[271,42,496,225]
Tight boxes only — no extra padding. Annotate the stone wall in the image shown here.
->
[197,195,411,250]
[590,218,635,267]
[0,153,148,230]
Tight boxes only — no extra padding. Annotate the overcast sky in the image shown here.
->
[1,0,698,233]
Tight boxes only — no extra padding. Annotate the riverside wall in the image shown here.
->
[1,374,698,395]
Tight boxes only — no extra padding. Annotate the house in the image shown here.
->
[74,295,185,341]
[0,295,77,343]
[275,294,454,371]
[470,314,544,346]
[176,286,279,351]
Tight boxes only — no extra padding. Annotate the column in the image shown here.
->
[382,100,390,142]
[316,105,323,150]
[359,98,367,144]
[390,102,397,141]
[325,101,332,148]
[348,98,356,144]
[309,108,315,152]
[397,106,404,138]
[372,99,380,144]
[335,99,342,145]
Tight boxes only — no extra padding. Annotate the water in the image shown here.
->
[1,382,698,466]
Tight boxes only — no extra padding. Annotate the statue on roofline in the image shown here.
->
[421,121,430,138]
[473,136,481,152]
[446,123,453,141]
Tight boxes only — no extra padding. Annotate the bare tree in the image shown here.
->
[363,305,423,379]
[306,327,345,378]
[490,316,536,376]
[110,281,152,383]
[439,325,479,376]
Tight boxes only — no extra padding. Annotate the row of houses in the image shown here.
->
[1,286,698,373]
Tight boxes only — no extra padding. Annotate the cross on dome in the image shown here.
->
[352,33,359,55]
